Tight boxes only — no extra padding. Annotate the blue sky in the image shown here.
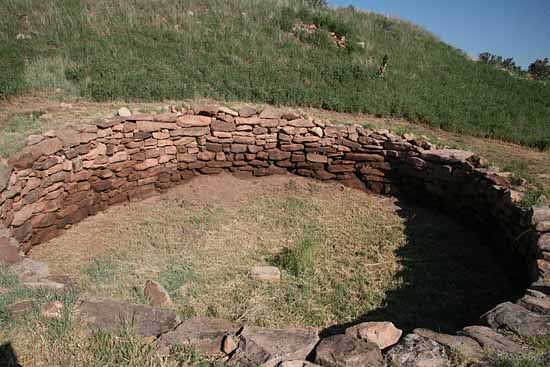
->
[329,0,550,68]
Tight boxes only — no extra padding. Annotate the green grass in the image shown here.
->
[0,111,44,158]
[1,0,549,148]
[273,226,322,276]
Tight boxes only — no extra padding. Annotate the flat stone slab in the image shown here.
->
[157,317,240,355]
[481,302,550,337]
[230,326,319,367]
[386,334,450,367]
[420,149,475,164]
[460,326,531,356]
[75,299,180,337]
[413,328,486,363]
[0,236,22,265]
[249,266,281,281]
[314,334,384,367]
[6,300,34,318]
[9,258,49,282]
[518,289,550,314]
[345,321,402,349]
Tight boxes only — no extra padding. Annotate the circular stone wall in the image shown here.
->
[1,105,547,289]
[1,104,549,363]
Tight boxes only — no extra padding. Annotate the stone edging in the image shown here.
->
[0,104,549,365]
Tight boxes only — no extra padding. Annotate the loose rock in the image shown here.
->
[6,300,34,318]
[223,335,239,355]
[9,258,49,282]
[76,299,180,337]
[42,301,64,319]
[117,107,132,117]
[345,321,402,349]
[231,326,320,367]
[239,106,257,118]
[144,280,173,307]
[0,236,22,265]
[386,334,450,367]
[157,317,240,355]
[460,326,531,356]
[314,334,384,367]
[518,289,550,314]
[249,266,281,281]
[481,302,550,337]
[413,328,486,363]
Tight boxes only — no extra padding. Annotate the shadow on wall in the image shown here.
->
[0,342,22,367]
[322,194,528,337]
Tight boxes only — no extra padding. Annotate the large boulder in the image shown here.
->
[413,329,486,363]
[345,321,402,349]
[314,334,383,367]
[230,326,320,367]
[386,334,450,367]
[157,317,239,355]
[75,299,180,337]
[480,302,550,337]
[460,326,531,356]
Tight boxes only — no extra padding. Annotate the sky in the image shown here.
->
[329,0,550,68]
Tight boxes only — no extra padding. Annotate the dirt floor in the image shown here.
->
[29,173,521,332]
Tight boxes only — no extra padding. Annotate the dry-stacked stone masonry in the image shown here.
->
[1,105,549,365]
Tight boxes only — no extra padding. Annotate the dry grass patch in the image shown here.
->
[32,174,406,328]
[30,174,519,332]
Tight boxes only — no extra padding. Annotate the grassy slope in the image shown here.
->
[0,0,549,149]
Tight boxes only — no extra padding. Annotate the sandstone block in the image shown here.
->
[239,106,257,118]
[231,326,319,367]
[144,280,173,307]
[259,107,282,119]
[41,301,64,319]
[481,302,550,337]
[76,299,180,337]
[157,317,239,356]
[171,127,209,137]
[345,322,402,349]
[386,334,450,367]
[306,153,328,164]
[249,266,281,281]
[314,334,383,367]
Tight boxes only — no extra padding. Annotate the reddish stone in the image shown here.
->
[207,161,233,168]
[268,149,291,161]
[200,167,223,174]
[32,226,61,245]
[211,120,236,132]
[344,153,385,162]
[328,164,355,173]
[231,144,248,153]
[0,237,21,265]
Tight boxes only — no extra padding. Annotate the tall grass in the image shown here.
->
[1,0,549,148]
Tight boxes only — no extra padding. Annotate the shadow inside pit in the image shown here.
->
[322,195,528,337]
[0,342,22,367]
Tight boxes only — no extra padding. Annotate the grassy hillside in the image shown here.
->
[1,0,549,149]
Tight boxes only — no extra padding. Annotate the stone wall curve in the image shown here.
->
[0,105,548,294]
